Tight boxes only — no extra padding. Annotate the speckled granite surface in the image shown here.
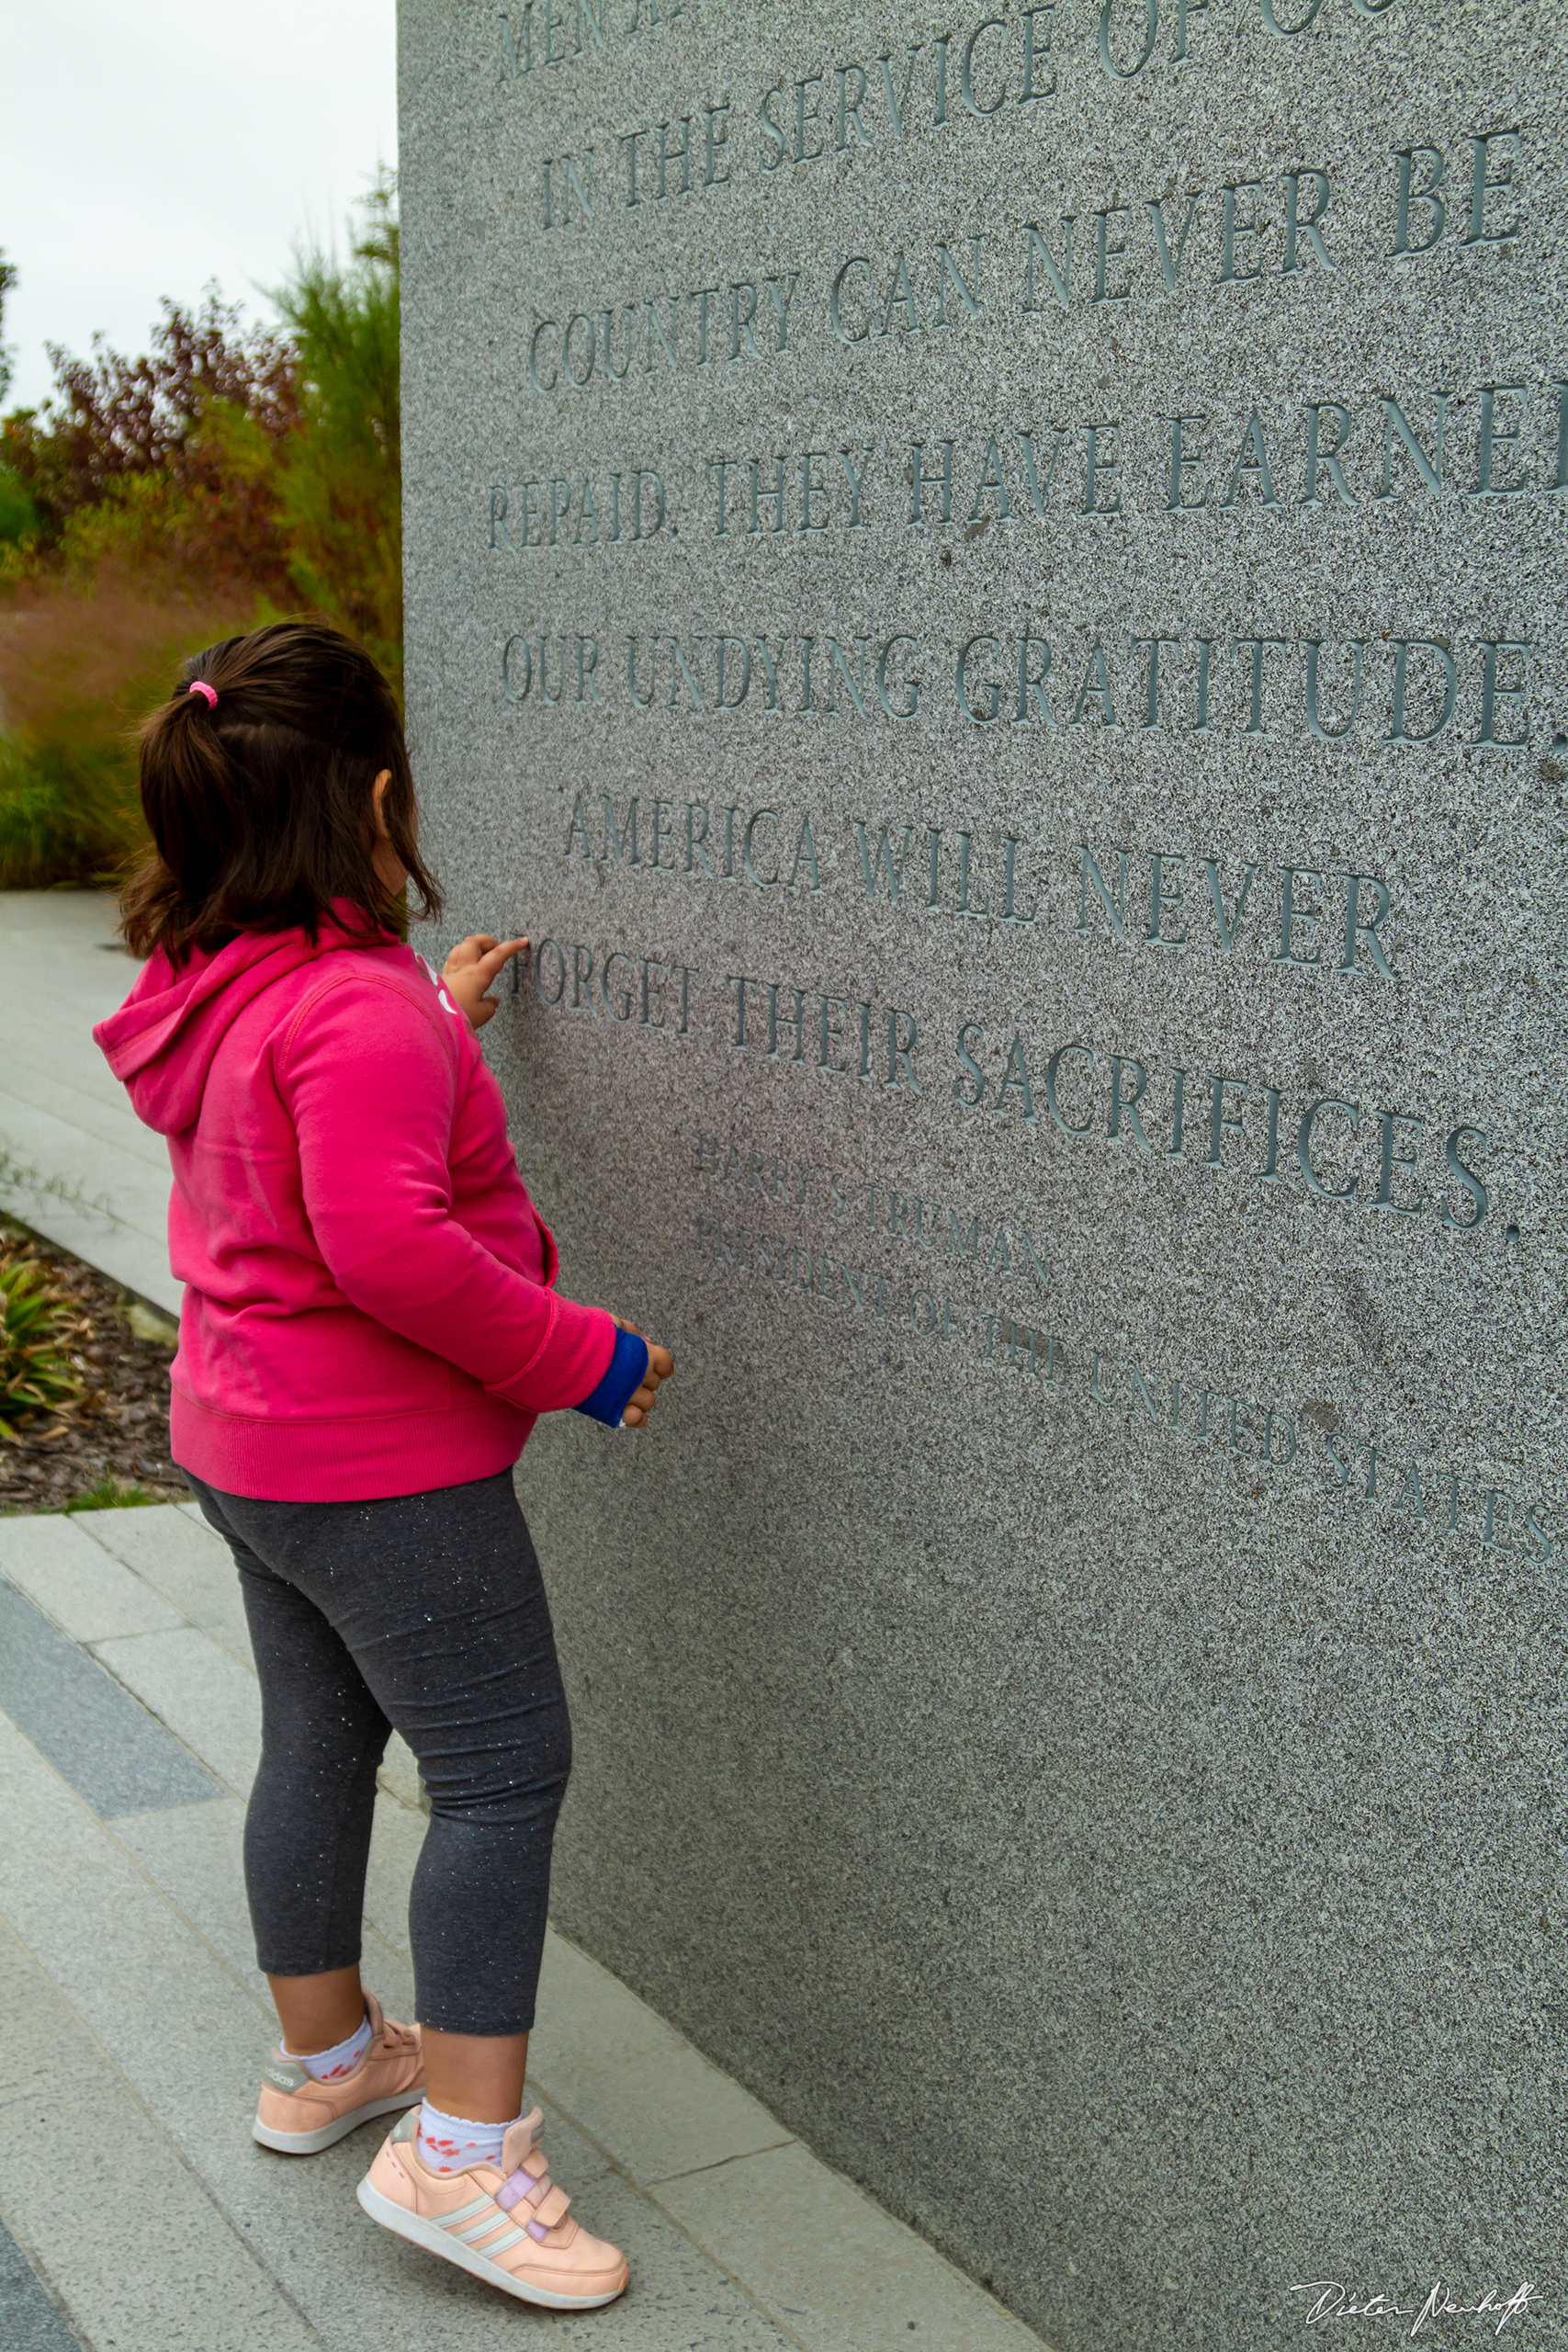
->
[400,6,1568,2342]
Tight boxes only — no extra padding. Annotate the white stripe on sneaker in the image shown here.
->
[474,2225,530,2256]
[439,2198,493,2231]
[450,2211,507,2244]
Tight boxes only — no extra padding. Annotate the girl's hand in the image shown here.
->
[610,1317,674,1428]
[443,935,528,1030]
[623,1344,674,1428]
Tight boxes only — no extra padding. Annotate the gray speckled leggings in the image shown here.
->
[184,1468,571,2036]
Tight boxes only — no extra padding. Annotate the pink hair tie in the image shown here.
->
[187,680,218,710]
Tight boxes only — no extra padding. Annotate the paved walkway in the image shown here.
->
[0,889,1046,2352]
[0,890,180,1315]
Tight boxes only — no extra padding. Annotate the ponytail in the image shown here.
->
[120,622,441,960]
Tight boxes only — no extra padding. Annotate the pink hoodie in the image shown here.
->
[94,918,616,1502]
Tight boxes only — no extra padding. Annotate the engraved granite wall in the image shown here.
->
[399,5,1567,2341]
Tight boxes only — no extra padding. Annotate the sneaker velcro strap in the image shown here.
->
[497,2165,550,2215]
[533,2184,571,2231]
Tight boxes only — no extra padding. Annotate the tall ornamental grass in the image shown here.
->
[0,178,402,890]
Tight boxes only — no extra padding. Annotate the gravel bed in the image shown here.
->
[1,1220,183,1514]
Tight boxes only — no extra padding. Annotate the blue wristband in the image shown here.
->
[573,1328,650,1427]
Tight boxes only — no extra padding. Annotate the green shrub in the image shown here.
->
[0,463,38,545]
[0,733,141,888]
[272,174,402,692]
[0,1244,89,1438]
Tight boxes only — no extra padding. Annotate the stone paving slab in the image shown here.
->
[0,2209,84,2352]
[81,1499,428,1804]
[0,1577,219,1817]
[0,1511,186,1643]
[79,1502,254,1662]
[113,1795,275,2006]
[0,891,180,1314]
[657,2141,1029,2352]
[0,1702,793,2352]
[0,1805,329,2352]
[3,1486,1053,2352]
[92,1623,263,1796]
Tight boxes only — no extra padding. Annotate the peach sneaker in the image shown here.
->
[253,1992,424,2154]
[358,2103,628,2310]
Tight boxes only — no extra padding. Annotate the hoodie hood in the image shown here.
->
[95,915,397,1136]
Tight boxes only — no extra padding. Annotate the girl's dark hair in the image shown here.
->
[120,620,443,960]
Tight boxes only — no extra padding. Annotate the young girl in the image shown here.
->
[96,620,671,2312]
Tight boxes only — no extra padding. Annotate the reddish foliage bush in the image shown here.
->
[2,293,301,592]
[0,194,402,886]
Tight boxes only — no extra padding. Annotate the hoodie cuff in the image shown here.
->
[573,1328,650,1427]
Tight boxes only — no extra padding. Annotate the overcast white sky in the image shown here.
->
[2,0,398,411]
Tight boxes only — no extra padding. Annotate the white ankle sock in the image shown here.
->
[416,2100,524,2176]
[283,2008,372,2083]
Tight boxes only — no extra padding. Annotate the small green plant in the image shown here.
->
[63,1476,163,1512]
[0,1245,90,1438]
[121,1297,178,1348]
